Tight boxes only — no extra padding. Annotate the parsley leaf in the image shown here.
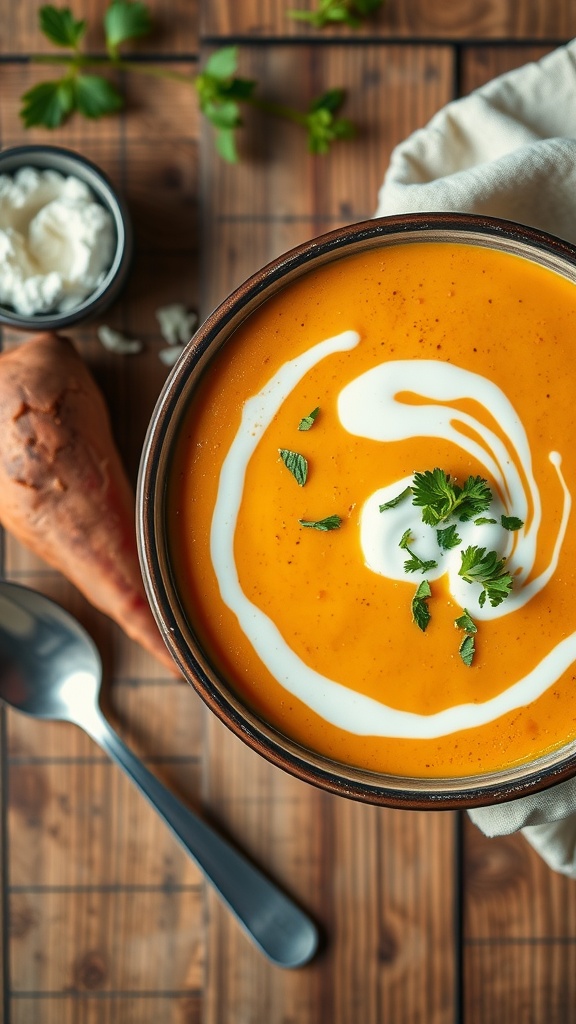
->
[39,5,87,48]
[454,609,477,633]
[399,530,438,574]
[501,514,524,531]
[436,524,462,550]
[195,47,256,163]
[299,515,342,531]
[298,407,320,431]
[305,89,354,155]
[458,545,514,608]
[279,449,308,486]
[474,517,497,525]
[411,580,432,632]
[74,75,123,118]
[104,1,152,56]
[20,78,75,128]
[379,485,412,511]
[459,634,476,667]
[412,469,492,525]
[288,0,384,29]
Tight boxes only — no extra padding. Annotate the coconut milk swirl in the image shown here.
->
[211,336,573,739]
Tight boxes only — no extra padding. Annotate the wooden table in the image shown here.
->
[1,3,576,1021]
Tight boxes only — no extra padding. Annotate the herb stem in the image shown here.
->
[29,52,196,84]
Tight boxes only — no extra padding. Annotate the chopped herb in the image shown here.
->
[458,545,514,608]
[411,580,432,632]
[299,515,342,531]
[298,407,320,431]
[501,514,524,531]
[474,517,498,526]
[379,485,412,511]
[436,523,462,550]
[411,469,492,525]
[454,609,477,634]
[459,634,476,667]
[399,530,438,574]
[279,448,308,486]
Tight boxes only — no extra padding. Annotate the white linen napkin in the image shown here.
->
[375,39,576,877]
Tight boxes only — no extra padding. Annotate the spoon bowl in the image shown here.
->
[0,580,319,969]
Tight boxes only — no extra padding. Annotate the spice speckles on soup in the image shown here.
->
[168,241,576,778]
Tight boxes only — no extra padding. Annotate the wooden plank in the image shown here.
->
[201,0,576,41]
[11,996,202,1024]
[463,818,576,1022]
[460,43,557,95]
[0,0,199,55]
[200,43,454,313]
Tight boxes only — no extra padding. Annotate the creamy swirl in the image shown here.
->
[210,337,574,739]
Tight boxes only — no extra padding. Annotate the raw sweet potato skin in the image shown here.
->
[0,331,176,673]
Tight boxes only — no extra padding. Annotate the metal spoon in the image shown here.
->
[0,580,319,968]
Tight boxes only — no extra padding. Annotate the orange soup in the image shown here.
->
[168,240,576,779]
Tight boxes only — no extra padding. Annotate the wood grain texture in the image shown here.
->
[460,44,556,95]
[201,0,576,40]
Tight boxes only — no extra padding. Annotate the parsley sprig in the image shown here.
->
[411,469,493,525]
[399,530,438,575]
[288,0,385,29]
[21,4,355,161]
[458,546,514,609]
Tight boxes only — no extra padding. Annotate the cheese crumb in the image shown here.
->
[97,325,142,354]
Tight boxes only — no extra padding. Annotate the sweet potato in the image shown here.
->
[0,331,176,673]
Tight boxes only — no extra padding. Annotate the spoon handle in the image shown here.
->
[82,708,318,968]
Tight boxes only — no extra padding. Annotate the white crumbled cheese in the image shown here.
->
[155,303,198,345]
[0,167,114,316]
[97,325,142,354]
[158,345,184,367]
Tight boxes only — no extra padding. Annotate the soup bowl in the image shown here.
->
[137,212,576,809]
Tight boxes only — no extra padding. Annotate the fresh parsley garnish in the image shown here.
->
[399,530,438,574]
[299,515,342,531]
[474,517,497,526]
[501,514,524,531]
[298,407,320,431]
[412,469,493,525]
[279,449,308,486]
[411,580,432,632]
[458,634,476,667]
[458,546,514,608]
[379,486,412,512]
[455,609,477,667]
[20,6,355,161]
[436,524,462,550]
[288,0,384,29]
[454,609,477,633]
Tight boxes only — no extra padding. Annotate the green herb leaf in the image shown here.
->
[299,515,342,531]
[501,514,524,531]
[459,634,476,667]
[458,545,514,608]
[436,523,462,550]
[412,579,432,632]
[305,89,354,155]
[39,5,87,48]
[288,0,384,29]
[474,517,497,526]
[203,46,239,80]
[20,78,76,128]
[74,75,123,118]
[412,468,492,526]
[454,609,477,634]
[379,486,412,511]
[215,128,239,163]
[104,0,152,55]
[298,407,320,431]
[279,449,308,486]
[399,530,438,574]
